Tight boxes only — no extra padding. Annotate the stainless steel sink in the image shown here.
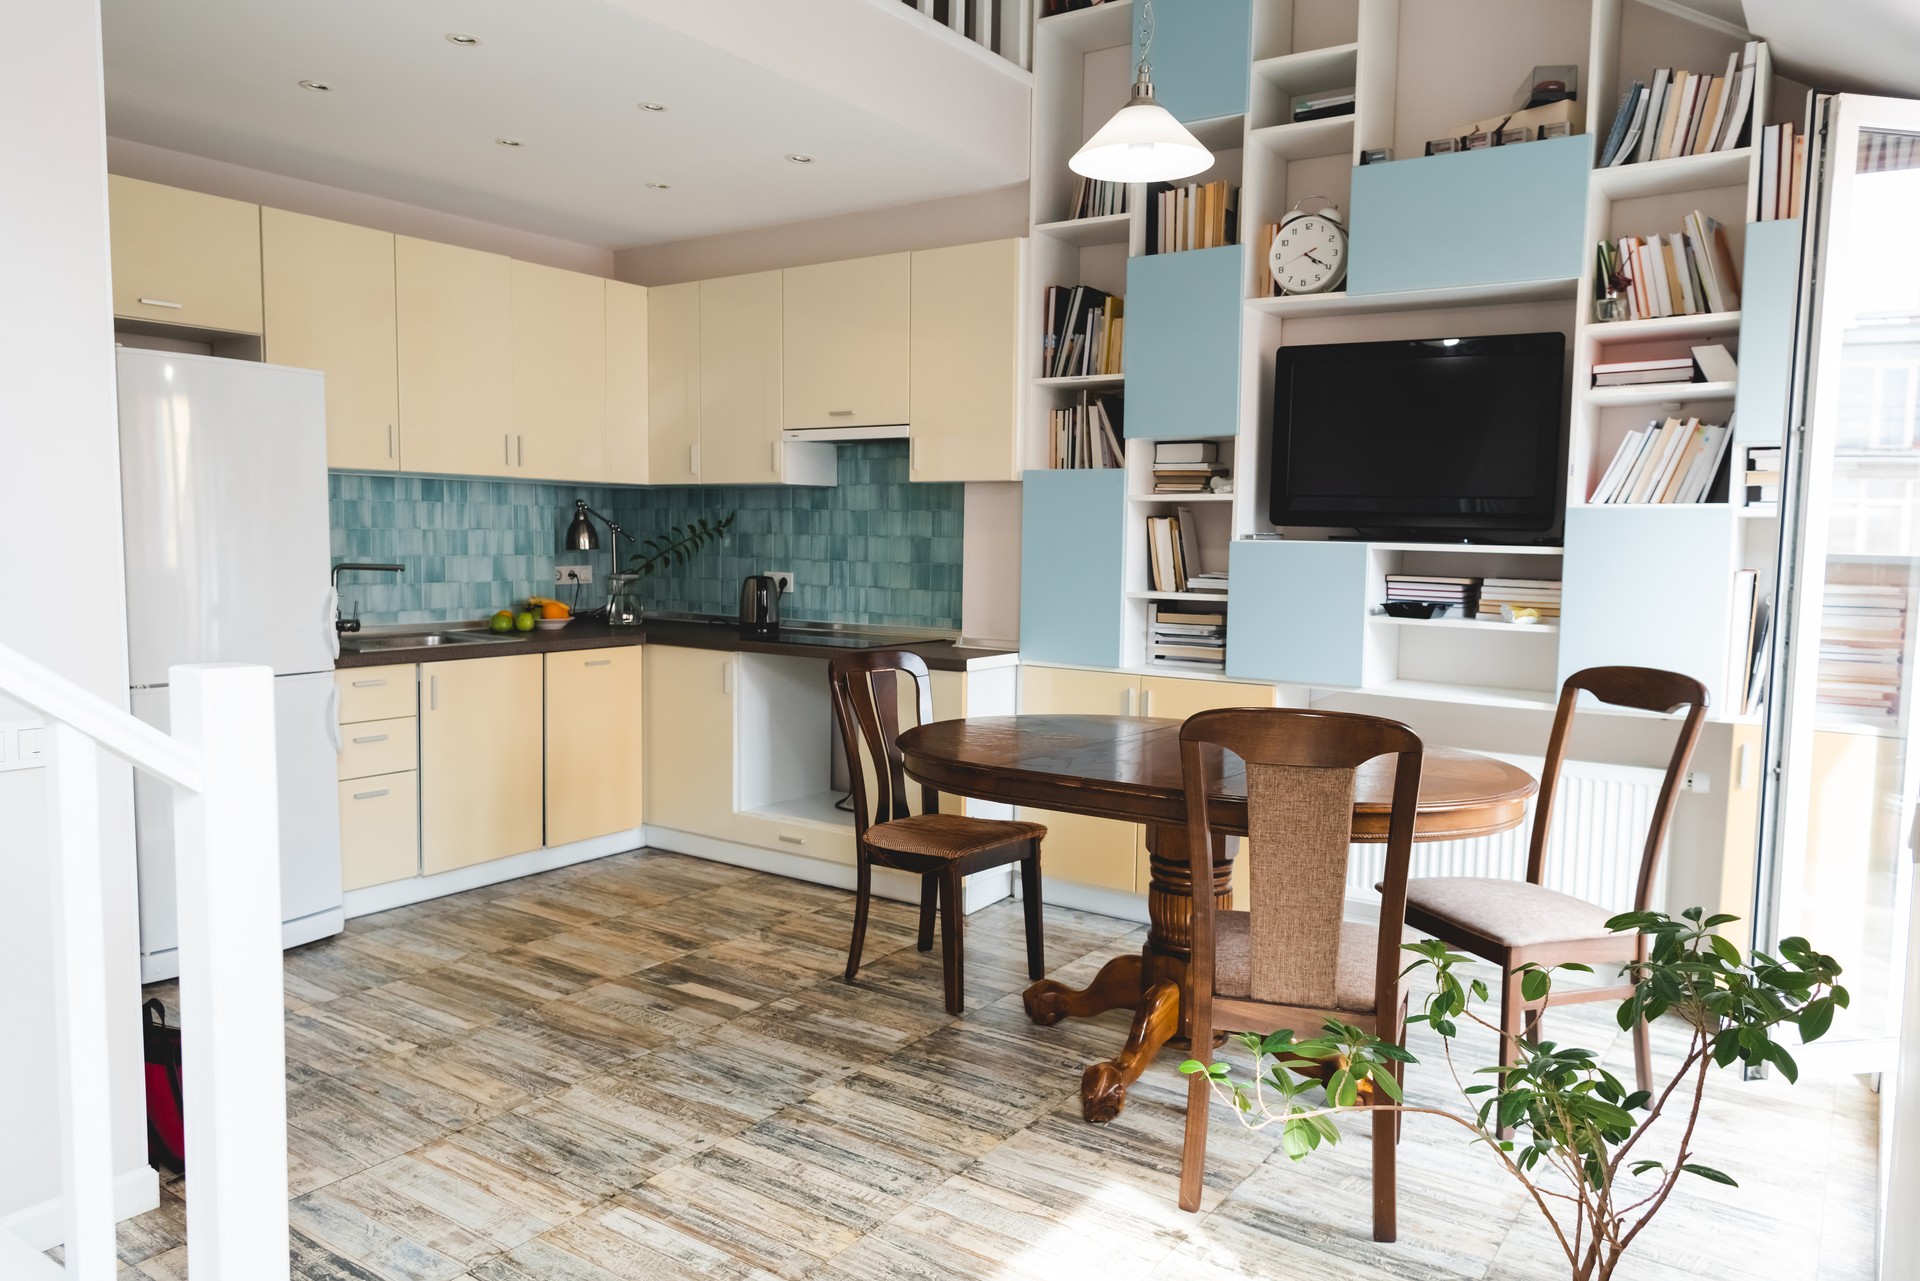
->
[343,631,525,651]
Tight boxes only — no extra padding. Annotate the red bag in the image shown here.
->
[143,999,185,1172]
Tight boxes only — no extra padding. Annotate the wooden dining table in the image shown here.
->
[896,714,1538,1123]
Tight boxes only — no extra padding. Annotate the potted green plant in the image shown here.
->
[1183,909,1847,1281]
[603,512,736,625]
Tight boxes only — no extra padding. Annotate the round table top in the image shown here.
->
[899,714,1537,843]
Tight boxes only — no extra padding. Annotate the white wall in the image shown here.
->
[0,0,155,1244]
[962,482,1022,644]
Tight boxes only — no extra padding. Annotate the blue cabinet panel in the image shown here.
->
[1348,135,1592,294]
[1733,218,1802,444]
[1019,469,1128,668]
[1126,245,1245,440]
[1225,539,1368,686]
[1133,0,1252,124]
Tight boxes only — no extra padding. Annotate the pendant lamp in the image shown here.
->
[1068,0,1212,183]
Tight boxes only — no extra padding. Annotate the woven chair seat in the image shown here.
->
[865,813,1046,861]
[1214,910,1380,1014]
[1404,876,1617,949]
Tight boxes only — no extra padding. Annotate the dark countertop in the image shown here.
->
[335,617,1016,672]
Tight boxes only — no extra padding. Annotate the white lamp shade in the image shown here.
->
[1069,99,1213,182]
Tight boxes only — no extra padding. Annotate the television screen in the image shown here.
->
[1268,332,1566,536]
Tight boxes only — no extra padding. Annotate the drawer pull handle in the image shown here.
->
[828,409,855,416]
[138,297,184,309]
[585,659,612,667]
[352,788,390,801]
[778,833,807,846]
[351,679,388,688]
[351,734,389,744]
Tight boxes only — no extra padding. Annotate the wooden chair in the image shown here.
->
[1400,666,1708,1103]
[829,650,1047,1016]
[1178,707,1425,1243]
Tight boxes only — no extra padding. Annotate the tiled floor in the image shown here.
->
[116,848,1878,1280]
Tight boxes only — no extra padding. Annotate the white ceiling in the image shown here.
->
[100,0,1032,251]
[1740,0,1920,99]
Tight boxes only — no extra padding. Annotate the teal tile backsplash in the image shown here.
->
[330,442,964,630]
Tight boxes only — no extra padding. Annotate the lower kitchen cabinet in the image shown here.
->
[338,774,419,890]
[643,645,737,839]
[420,654,544,874]
[545,647,645,846]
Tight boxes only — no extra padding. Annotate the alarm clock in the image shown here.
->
[1268,199,1349,295]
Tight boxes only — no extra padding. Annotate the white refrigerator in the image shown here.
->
[117,347,344,982]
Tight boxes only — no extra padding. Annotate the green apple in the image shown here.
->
[514,611,536,632]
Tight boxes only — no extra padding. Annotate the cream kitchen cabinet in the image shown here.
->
[607,279,650,485]
[1131,674,1279,897]
[782,253,911,430]
[334,665,419,891]
[262,208,401,471]
[643,645,737,839]
[698,271,784,485]
[108,175,263,335]
[647,281,702,484]
[909,239,1026,483]
[512,259,608,482]
[394,236,515,477]
[419,654,544,874]
[545,647,645,846]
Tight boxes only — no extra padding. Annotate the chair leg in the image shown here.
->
[1497,968,1526,1140]
[1632,1010,1653,1096]
[939,865,965,1015]
[1021,851,1046,981]
[1371,1097,1398,1243]
[1179,1012,1212,1213]
[844,856,872,984]
[917,873,937,953]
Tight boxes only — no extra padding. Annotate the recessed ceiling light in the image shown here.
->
[297,80,332,92]
[785,153,815,164]
[646,182,672,190]
[638,102,668,113]
[495,137,523,148]
[446,32,480,45]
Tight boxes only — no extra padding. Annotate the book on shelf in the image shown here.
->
[1598,211,1741,321]
[1607,43,1758,167]
[1692,343,1739,383]
[1589,415,1733,505]
[1151,441,1230,494]
[1041,285,1124,378]
[1067,174,1128,221]
[1150,602,1226,671]
[1477,577,1562,622]
[1728,569,1774,715]
[1048,391,1124,470]
[1292,90,1355,123]
[1040,0,1114,14]
[1146,181,1239,256]
[1385,574,1482,603]
[1591,356,1696,387]
[1757,123,1806,220]
[1745,445,1782,503]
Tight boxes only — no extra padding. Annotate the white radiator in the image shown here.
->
[1346,756,1668,915]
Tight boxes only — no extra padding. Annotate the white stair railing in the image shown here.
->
[0,646,289,1281]
[895,0,1033,69]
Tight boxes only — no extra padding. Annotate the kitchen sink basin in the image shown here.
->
[343,631,525,651]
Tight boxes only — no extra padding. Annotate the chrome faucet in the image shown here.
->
[332,562,404,633]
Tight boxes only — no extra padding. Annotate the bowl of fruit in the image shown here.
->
[527,597,573,630]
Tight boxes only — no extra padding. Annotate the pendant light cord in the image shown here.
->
[1137,0,1155,81]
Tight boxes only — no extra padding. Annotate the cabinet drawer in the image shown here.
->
[338,771,419,891]
[337,665,416,723]
[337,716,418,780]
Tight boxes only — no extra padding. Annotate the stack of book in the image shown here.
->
[1745,446,1782,503]
[1589,415,1734,505]
[1292,89,1355,122]
[1041,285,1124,378]
[1147,508,1223,594]
[1478,578,1562,623]
[1067,174,1128,221]
[1048,391,1124,469]
[1597,42,1762,167]
[1817,582,1907,723]
[1756,122,1806,220]
[1596,212,1742,321]
[1251,223,1285,297]
[1729,570,1771,715]
[1040,0,1113,15]
[1384,574,1480,619]
[1591,343,1737,389]
[1146,180,1238,255]
[1149,602,1226,671]
[1152,441,1229,494]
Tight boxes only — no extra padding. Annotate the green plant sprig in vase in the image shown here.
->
[625,511,737,580]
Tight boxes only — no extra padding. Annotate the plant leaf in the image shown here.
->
[1682,1163,1738,1187]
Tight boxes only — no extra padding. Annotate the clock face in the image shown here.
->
[1269,214,1348,295]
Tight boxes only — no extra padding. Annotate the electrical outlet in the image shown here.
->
[554,565,593,585]
[1683,771,1711,794]
[766,570,794,594]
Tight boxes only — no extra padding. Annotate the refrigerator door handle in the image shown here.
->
[325,586,341,660]
[325,681,342,753]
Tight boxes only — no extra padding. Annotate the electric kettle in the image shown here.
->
[739,574,781,636]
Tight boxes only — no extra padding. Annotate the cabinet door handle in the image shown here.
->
[517,435,524,466]
[585,659,612,667]
[352,788,390,801]
[504,434,512,465]
[722,660,734,696]
[828,409,855,417]
[771,440,782,475]
[351,678,387,688]
[137,297,183,309]
[689,443,699,477]
[1124,687,1137,716]
[429,675,438,711]
[911,438,920,472]
[351,733,389,744]
[388,424,397,459]
[778,833,807,846]
[1142,688,1154,717]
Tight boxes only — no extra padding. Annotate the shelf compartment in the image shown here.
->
[1368,615,1559,634]
[1248,277,1580,316]
[1249,114,1355,160]
[1251,42,1360,93]
[1584,310,1742,343]
[1592,148,1753,200]
[1584,379,1737,407]
[1034,213,1134,248]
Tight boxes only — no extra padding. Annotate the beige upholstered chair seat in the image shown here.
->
[866,814,1047,860]
[1404,876,1617,949]
[1215,911,1380,1013]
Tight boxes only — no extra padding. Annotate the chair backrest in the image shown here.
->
[1180,708,1424,1019]
[828,650,937,840]
[1528,666,1708,911]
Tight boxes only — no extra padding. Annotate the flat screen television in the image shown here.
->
[1268,332,1566,539]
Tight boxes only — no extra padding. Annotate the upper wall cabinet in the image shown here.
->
[261,208,400,472]
[1132,0,1252,124]
[782,253,911,430]
[910,239,1027,483]
[606,279,650,486]
[108,175,263,335]
[511,259,608,483]
[647,281,701,485]
[394,236,514,477]
[699,271,785,485]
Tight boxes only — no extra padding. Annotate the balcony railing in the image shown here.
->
[893,0,1034,69]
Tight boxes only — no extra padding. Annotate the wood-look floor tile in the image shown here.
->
[489,1197,788,1281]
[288,1228,394,1280]
[329,1054,500,1133]
[510,920,681,979]
[286,1075,450,1174]
[282,1005,425,1075]
[288,1186,474,1281]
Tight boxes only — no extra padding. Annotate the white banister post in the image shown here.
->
[169,664,290,1281]
[45,724,118,1281]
